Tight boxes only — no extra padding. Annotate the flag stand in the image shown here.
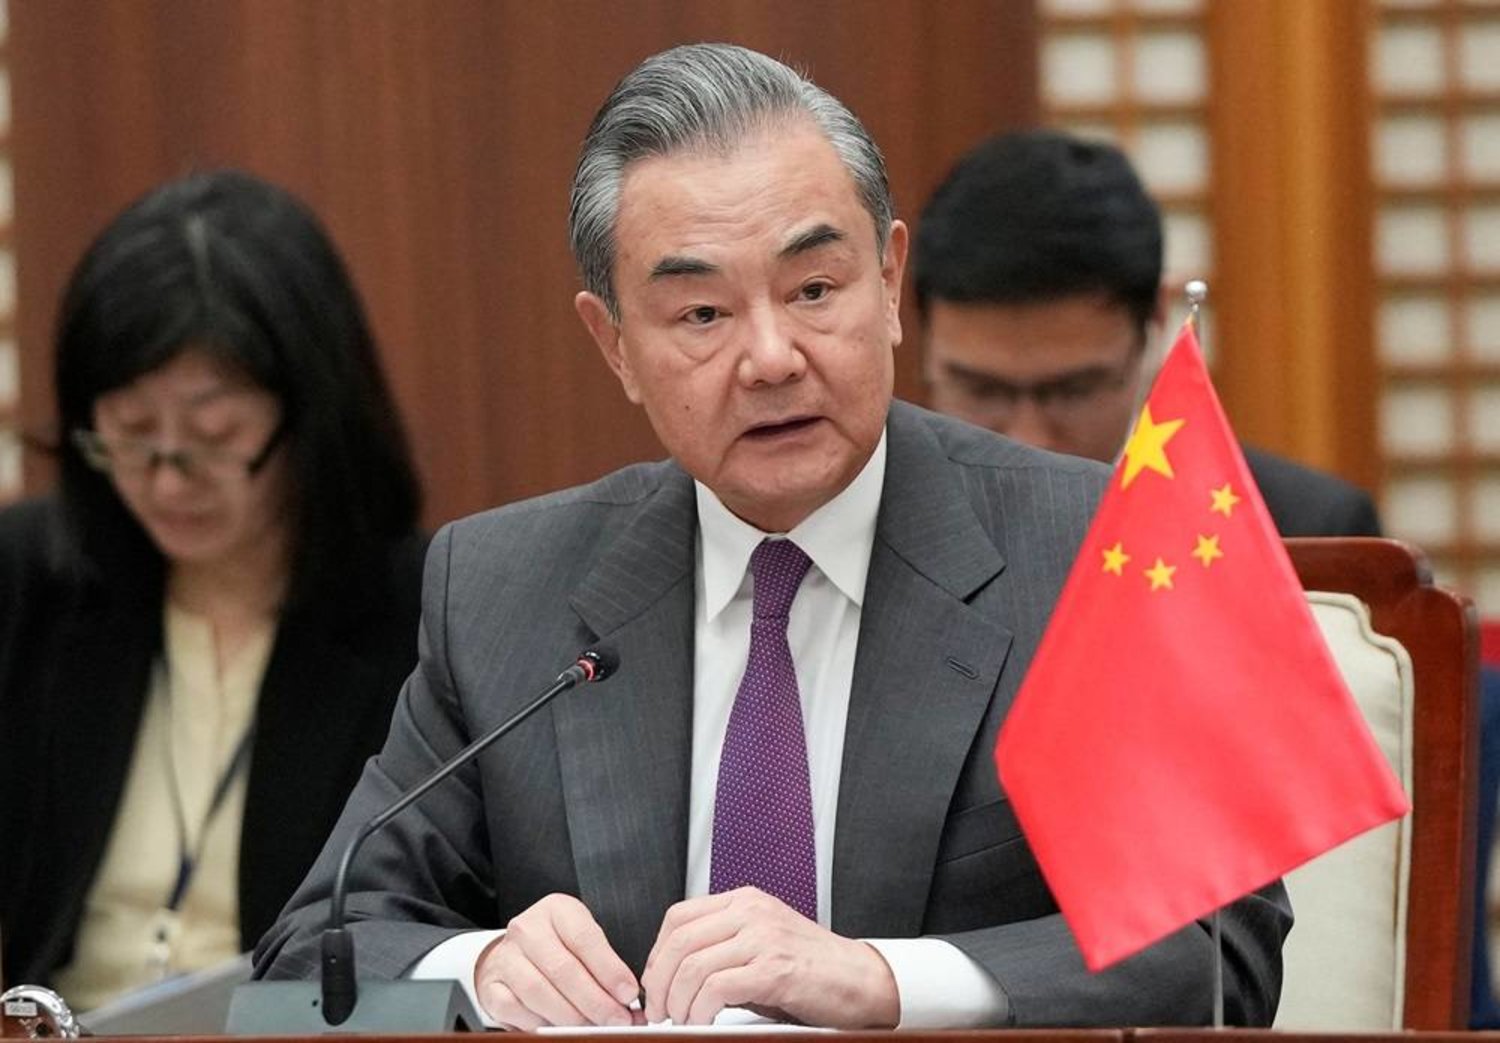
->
[1186,279,1227,1032]
[1211,907,1224,1028]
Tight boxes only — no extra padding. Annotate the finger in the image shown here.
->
[488,940,591,1027]
[476,979,544,1032]
[687,963,768,1026]
[664,933,754,1025]
[645,912,738,1020]
[651,890,736,952]
[643,904,743,1022]
[551,901,640,1011]
[510,924,633,1026]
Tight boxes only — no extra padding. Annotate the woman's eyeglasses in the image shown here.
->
[70,424,285,483]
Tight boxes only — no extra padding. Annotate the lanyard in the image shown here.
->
[157,667,256,913]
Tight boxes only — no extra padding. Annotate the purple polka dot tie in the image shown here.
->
[710,538,818,920]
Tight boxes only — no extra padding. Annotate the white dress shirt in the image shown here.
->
[415,430,1007,1026]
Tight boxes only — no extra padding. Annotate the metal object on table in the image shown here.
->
[0,985,81,1039]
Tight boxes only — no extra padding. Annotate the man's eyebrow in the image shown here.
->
[781,223,845,258]
[649,255,718,281]
[647,225,846,281]
[939,358,1113,391]
[940,359,1021,389]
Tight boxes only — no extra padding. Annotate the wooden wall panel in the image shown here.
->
[10,0,1037,527]
[1207,0,1381,493]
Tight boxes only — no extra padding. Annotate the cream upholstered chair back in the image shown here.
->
[1274,591,1414,1030]
[1278,538,1479,1031]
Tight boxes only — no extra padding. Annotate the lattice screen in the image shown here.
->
[1373,0,1500,617]
[1044,0,1500,619]
[1369,0,1500,988]
[1039,0,1213,339]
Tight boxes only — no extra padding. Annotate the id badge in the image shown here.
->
[146,907,183,981]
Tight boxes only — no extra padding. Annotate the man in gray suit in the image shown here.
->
[915,130,1381,538]
[257,44,1290,1030]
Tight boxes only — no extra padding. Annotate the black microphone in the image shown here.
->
[319,646,620,1026]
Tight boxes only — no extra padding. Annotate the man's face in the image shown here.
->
[923,292,1147,463]
[576,121,907,533]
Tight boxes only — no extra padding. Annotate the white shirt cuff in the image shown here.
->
[865,937,1009,1028]
[407,928,505,1028]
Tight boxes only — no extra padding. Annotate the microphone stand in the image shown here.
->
[226,647,617,1034]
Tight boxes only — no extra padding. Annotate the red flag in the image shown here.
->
[996,322,1409,972]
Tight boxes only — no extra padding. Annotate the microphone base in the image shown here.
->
[224,980,483,1034]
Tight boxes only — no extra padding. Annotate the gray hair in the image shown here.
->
[569,43,894,319]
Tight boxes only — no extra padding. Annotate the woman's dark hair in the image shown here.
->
[54,170,421,612]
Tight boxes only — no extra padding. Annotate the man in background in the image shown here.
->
[915,129,1381,538]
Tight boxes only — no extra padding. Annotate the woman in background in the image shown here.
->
[0,170,425,1009]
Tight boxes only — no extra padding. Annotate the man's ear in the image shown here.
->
[575,291,642,404]
[882,219,910,349]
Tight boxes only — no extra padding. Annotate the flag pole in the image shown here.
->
[1184,277,1226,1031]
[1185,279,1208,338]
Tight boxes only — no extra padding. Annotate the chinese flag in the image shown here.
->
[996,323,1409,972]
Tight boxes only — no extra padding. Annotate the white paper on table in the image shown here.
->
[538,1006,835,1033]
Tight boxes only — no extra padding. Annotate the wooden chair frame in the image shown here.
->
[1286,537,1480,1030]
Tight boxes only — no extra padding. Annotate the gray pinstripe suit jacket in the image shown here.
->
[255,401,1290,1026]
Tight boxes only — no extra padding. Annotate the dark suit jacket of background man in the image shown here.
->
[1244,448,1381,538]
[257,402,1292,1027]
[0,496,427,987]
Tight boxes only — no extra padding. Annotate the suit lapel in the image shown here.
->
[556,467,697,974]
[832,404,1014,939]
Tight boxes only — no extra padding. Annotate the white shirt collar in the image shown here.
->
[695,428,888,622]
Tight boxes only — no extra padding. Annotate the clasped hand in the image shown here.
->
[475,888,898,1030]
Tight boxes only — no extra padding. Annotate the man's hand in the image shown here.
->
[640,887,899,1027]
[474,893,641,1030]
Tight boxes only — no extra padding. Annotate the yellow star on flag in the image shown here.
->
[1101,542,1130,576]
[1210,483,1241,517]
[1192,534,1223,568]
[1144,557,1176,591]
[1120,405,1185,489]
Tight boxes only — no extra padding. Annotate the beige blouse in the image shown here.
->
[52,602,272,1011]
